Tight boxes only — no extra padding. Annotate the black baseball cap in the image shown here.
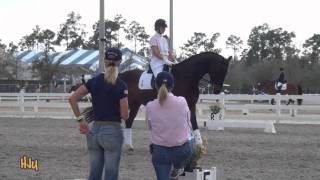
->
[105,48,122,61]
[155,72,174,89]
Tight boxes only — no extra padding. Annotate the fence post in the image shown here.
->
[276,93,281,123]
[34,99,39,114]
[19,92,25,113]
[221,97,226,119]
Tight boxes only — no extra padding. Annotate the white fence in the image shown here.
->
[0,93,319,124]
[0,93,90,118]
[198,94,320,124]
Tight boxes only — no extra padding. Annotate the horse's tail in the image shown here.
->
[297,85,303,95]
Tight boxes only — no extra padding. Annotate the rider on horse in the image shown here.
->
[150,19,175,78]
[276,67,286,92]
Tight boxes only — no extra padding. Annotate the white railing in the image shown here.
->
[197,94,320,123]
[0,93,320,124]
[0,93,89,118]
[0,93,71,102]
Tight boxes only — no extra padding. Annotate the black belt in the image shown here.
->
[155,141,189,149]
[168,141,189,149]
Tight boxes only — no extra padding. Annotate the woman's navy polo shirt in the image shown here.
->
[85,73,128,123]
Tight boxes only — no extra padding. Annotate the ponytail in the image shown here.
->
[104,65,118,85]
[158,84,168,106]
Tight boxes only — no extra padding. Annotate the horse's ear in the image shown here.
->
[227,56,232,62]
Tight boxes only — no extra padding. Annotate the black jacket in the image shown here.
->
[278,72,285,83]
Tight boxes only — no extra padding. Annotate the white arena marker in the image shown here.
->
[179,167,217,180]
[207,120,276,134]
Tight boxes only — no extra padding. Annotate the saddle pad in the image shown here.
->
[275,82,287,91]
[281,83,287,90]
[138,72,153,90]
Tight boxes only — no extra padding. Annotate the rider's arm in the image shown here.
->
[151,45,163,60]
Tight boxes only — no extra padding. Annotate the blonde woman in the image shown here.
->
[69,47,129,180]
[146,72,192,180]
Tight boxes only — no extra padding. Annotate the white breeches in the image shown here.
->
[150,64,164,78]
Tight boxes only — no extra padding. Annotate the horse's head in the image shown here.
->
[256,80,275,94]
[209,55,231,94]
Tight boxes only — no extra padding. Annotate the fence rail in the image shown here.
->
[0,93,319,123]
[197,94,320,123]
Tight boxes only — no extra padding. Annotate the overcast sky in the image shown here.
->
[1,0,319,56]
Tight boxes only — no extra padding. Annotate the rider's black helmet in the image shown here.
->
[154,19,167,31]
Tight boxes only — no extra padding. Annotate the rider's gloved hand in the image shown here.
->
[163,57,173,65]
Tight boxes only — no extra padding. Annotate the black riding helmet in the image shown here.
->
[154,19,167,32]
[105,47,122,66]
[155,71,174,90]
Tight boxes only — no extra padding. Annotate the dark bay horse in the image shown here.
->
[119,52,231,148]
[256,80,303,105]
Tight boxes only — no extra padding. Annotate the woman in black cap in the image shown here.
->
[146,71,192,180]
[69,47,129,180]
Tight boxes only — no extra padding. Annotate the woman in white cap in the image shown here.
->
[146,71,192,180]
[69,47,129,180]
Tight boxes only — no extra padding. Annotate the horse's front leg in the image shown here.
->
[190,105,203,146]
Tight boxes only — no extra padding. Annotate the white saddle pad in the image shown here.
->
[138,72,153,90]
[275,82,287,91]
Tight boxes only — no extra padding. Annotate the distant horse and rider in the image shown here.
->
[118,52,231,149]
[256,68,303,105]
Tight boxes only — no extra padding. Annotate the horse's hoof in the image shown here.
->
[194,144,204,149]
[124,144,134,151]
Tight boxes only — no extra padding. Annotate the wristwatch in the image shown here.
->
[76,115,85,122]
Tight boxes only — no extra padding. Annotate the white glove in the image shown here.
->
[163,56,173,65]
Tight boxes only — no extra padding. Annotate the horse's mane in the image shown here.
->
[261,80,274,84]
[176,52,226,66]
[119,52,228,77]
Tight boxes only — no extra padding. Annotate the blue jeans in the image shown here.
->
[86,123,123,180]
[152,141,192,180]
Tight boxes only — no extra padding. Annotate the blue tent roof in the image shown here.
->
[14,48,148,71]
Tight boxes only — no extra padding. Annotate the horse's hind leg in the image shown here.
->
[286,99,294,105]
[271,98,276,105]
[124,102,141,151]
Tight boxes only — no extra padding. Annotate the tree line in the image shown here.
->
[0,12,320,93]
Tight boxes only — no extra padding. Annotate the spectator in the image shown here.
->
[146,71,192,180]
[69,47,129,180]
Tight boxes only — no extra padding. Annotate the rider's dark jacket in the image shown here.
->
[278,72,285,83]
